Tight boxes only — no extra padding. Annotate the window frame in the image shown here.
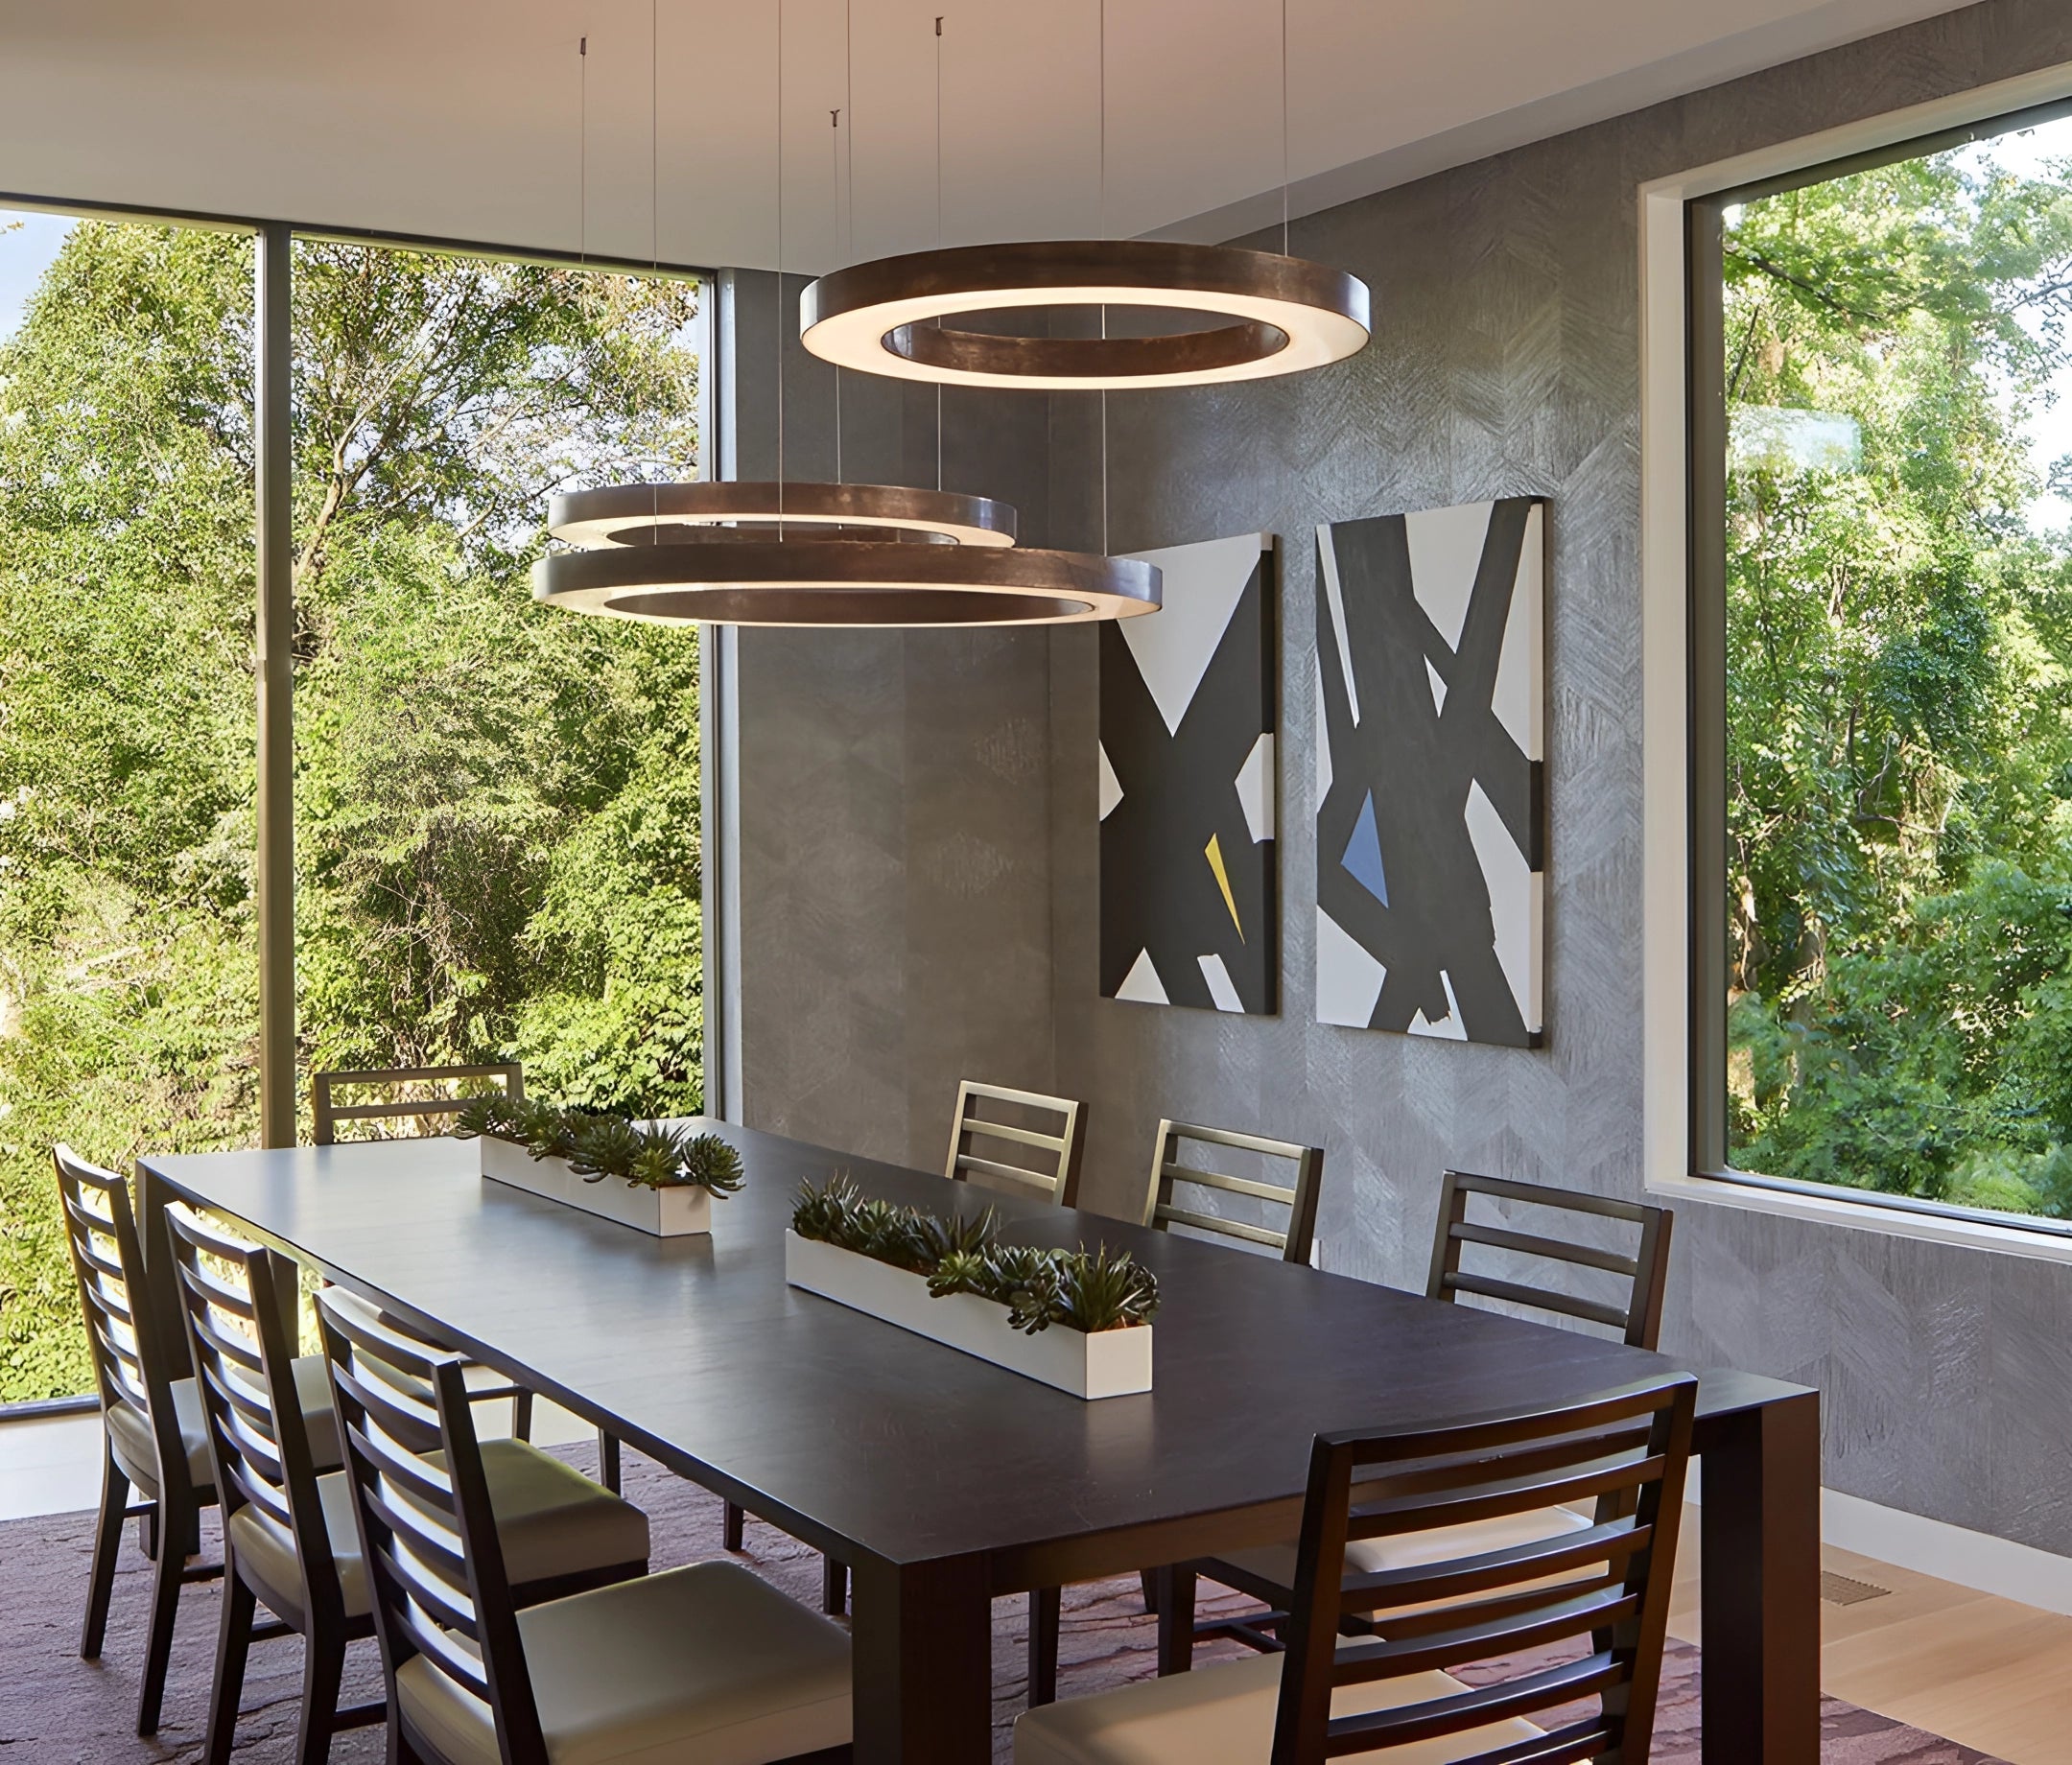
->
[0,186,720,1146]
[1680,91,2072,1244]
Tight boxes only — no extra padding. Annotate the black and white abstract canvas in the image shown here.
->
[1100,533,1276,1015]
[1314,498,1544,1045]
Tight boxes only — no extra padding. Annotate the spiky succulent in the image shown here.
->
[451,1094,528,1141]
[569,1116,645,1183]
[679,1133,746,1195]
[789,1176,1154,1333]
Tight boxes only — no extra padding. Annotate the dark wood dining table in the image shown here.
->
[136,1121,1818,1764]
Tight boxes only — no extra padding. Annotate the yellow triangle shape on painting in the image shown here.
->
[1205,833,1244,942]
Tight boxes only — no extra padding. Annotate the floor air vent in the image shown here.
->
[1820,1570,1892,1607]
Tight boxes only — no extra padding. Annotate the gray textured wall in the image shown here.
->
[726,271,1059,1172]
[1043,0,2072,1551]
[724,2,2072,1550]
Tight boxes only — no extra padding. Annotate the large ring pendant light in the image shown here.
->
[533,536,1160,627]
[799,240,1370,391]
[549,482,1017,548]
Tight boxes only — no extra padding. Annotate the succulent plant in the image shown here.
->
[789,1175,1155,1333]
[679,1132,746,1195]
[460,1102,749,1197]
[569,1116,645,1183]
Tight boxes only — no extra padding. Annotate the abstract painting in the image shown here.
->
[1100,532,1276,1015]
[1314,498,1544,1045]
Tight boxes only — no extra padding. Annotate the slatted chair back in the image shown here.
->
[1428,1171,1673,1350]
[315,1284,550,1765]
[1142,1120,1324,1264]
[1271,1374,1696,1765]
[313,1063,525,1146]
[53,1146,192,1500]
[944,1080,1085,1208]
[166,1203,343,1625]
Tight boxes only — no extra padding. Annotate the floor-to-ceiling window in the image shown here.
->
[1692,106,2072,1228]
[0,214,258,1398]
[0,218,709,1401]
[287,237,707,1115]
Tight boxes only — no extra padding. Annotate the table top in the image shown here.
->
[141,1122,1808,1587]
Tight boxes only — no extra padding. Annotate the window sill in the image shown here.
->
[1645,1171,2072,1266]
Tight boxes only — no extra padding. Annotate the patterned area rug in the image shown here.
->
[0,1442,2009,1763]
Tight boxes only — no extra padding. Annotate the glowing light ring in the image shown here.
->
[548,481,1017,549]
[799,240,1371,390]
[533,541,1161,628]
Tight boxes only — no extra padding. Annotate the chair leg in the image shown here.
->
[204,1574,257,1765]
[511,1389,534,1443]
[723,1500,745,1551]
[82,1449,130,1659]
[1139,1568,1160,1614]
[1027,1586,1062,1706]
[296,1626,347,1765]
[1155,1565,1197,1677]
[821,1555,848,1616]
[597,1428,621,1494]
[136,1498,189,1734]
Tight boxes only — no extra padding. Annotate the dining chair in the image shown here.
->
[727,1075,1090,1616]
[53,1144,342,1736]
[1024,1118,1328,1706]
[1015,1374,1696,1765]
[313,1061,627,1494]
[1161,1170,1675,1668]
[170,1205,651,1765]
[946,1078,1087,1207]
[1142,1120,1325,1263]
[315,1284,855,1765]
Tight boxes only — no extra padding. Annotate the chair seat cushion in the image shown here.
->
[396,1560,852,1765]
[228,1439,648,1620]
[106,1354,341,1495]
[1014,1649,1543,1765]
[1212,1503,1594,1605]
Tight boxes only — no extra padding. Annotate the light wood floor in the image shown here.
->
[1668,1522,2072,1763]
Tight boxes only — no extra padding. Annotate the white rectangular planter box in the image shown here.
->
[477,1136,712,1236]
[784,1231,1151,1400]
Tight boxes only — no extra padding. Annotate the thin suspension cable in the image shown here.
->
[934,14,944,494]
[844,0,854,261]
[1098,0,1108,554]
[578,35,588,265]
[1281,0,1290,253]
[776,0,785,527]
[831,107,843,485]
[652,0,660,530]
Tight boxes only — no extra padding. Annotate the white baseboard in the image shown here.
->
[1684,1462,2072,1616]
[1820,1488,2072,1617]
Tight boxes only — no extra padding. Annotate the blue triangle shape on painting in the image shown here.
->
[1342,791,1389,907]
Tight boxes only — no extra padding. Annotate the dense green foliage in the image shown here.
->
[1725,136,2072,1217]
[0,224,705,1398]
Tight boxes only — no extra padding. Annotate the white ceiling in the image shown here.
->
[0,0,1976,271]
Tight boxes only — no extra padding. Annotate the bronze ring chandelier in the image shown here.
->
[798,239,1371,392]
[547,482,1018,549]
[532,536,1160,628]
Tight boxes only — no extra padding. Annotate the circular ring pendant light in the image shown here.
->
[548,482,1018,548]
[533,537,1159,627]
[799,240,1370,391]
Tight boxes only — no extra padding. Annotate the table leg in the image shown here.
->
[132,1165,190,1371]
[1698,1388,1821,1765]
[851,1553,992,1764]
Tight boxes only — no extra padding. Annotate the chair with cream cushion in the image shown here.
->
[1017,1375,1695,1765]
[316,1284,854,1765]
[1163,1170,1674,1666]
[1025,1119,1327,1707]
[312,1063,631,1493]
[53,1144,342,1736]
[169,1206,650,1765]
